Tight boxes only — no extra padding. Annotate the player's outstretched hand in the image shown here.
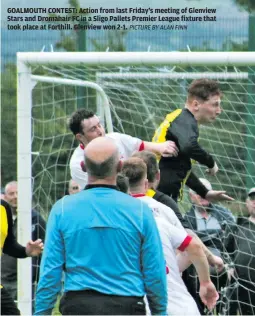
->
[199,281,219,311]
[205,190,234,202]
[160,141,179,157]
[206,162,218,176]
[25,239,44,257]
[210,255,225,273]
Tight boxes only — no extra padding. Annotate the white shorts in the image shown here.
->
[144,293,200,316]
[167,291,200,316]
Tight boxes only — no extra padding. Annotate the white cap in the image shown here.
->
[248,187,255,196]
[189,178,212,194]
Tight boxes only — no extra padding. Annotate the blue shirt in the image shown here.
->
[35,187,167,315]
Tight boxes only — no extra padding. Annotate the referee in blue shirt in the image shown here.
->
[35,137,167,315]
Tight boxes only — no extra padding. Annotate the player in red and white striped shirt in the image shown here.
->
[68,109,178,189]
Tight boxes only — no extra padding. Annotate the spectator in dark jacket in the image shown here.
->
[185,179,235,250]
[223,187,255,315]
[183,178,235,314]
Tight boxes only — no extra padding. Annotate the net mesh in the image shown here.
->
[23,62,255,313]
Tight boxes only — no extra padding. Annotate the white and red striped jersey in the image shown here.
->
[70,132,144,189]
[132,195,185,231]
[133,195,200,315]
[156,217,200,315]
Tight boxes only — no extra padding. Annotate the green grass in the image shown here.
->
[52,296,61,315]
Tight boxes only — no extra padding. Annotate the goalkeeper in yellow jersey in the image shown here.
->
[153,79,234,203]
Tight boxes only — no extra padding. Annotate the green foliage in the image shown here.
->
[55,35,77,51]
[187,0,255,12]
[49,0,128,53]
[69,0,80,9]
[233,0,255,12]
[1,64,17,184]
[90,30,128,52]
[185,41,216,52]
[31,81,78,216]
[222,39,249,51]
[48,0,86,52]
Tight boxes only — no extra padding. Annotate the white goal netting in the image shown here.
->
[29,65,255,214]
[17,53,255,315]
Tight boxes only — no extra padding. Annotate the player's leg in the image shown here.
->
[0,287,21,315]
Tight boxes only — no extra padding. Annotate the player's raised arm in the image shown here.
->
[143,140,179,157]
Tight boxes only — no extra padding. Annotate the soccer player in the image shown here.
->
[133,150,190,228]
[152,79,233,203]
[35,137,168,315]
[122,157,219,315]
[132,151,226,273]
[1,181,46,311]
[69,109,178,189]
[0,199,43,315]
[116,173,130,193]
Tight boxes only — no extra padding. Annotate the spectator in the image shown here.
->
[35,137,167,315]
[223,187,255,315]
[68,179,81,195]
[183,178,235,313]
[1,181,46,309]
[185,178,235,249]
[68,109,178,189]
[0,199,43,315]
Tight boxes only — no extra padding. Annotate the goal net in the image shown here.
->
[17,52,255,315]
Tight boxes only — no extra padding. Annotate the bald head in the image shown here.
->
[85,137,118,163]
[84,137,120,180]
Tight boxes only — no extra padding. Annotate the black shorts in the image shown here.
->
[0,286,21,315]
[60,289,145,315]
